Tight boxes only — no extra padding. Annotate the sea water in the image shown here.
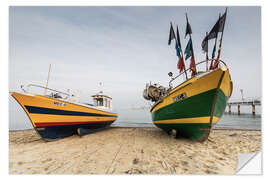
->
[112,108,261,130]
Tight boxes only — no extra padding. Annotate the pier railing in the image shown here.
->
[228,97,261,105]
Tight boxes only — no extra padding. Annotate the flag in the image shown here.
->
[184,38,192,60]
[206,32,209,60]
[175,41,181,57]
[168,23,176,45]
[190,56,196,77]
[201,9,227,50]
[177,55,185,73]
[185,13,192,38]
[214,8,227,68]
[209,41,217,70]
[218,8,227,33]
[202,32,209,53]
[176,26,182,51]
[176,26,186,73]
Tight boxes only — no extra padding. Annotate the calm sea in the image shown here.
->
[112,108,261,130]
[9,96,261,130]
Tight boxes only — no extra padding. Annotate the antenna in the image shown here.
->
[99,82,103,94]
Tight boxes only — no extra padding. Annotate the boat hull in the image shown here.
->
[151,66,232,141]
[11,92,118,141]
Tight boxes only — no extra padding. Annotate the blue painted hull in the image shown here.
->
[35,121,115,141]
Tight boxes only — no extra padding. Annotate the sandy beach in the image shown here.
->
[9,127,261,174]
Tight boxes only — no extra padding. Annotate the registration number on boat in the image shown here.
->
[173,93,186,102]
[53,102,66,106]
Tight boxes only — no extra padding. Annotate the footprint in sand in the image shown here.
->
[17,161,24,165]
[41,158,52,163]
[181,161,189,166]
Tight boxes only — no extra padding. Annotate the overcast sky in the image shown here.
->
[9,6,261,110]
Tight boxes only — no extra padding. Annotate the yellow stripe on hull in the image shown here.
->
[29,114,117,126]
[154,116,219,124]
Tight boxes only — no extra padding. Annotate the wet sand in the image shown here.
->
[9,127,261,174]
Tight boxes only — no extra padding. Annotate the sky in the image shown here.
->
[9,6,261,111]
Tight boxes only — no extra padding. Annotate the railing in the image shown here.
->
[169,59,227,85]
[228,97,261,105]
[22,84,70,98]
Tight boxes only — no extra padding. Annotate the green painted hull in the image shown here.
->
[152,88,228,141]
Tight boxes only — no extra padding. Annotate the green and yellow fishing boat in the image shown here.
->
[143,9,233,141]
[147,64,232,141]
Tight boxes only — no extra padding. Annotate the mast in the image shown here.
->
[44,64,51,95]
[215,8,227,68]
[205,32,209,71]
[185,13,197,75]
[176,24,188,80]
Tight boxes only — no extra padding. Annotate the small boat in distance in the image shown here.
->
[143,9,233,141]
[11,84,118,141]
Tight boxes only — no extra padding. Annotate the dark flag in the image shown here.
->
[201,9,227,50]
[176,26,182,51]
[218,8,227,33]
[201,35,208,53]
[215,8,228,68]
[202,32,209,54]
[205,32,209,59]
[185,13,192,38]
[168,23,176,45]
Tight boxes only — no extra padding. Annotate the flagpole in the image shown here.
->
[181,45,188,80]
[211,33,218,67]
[176,25,188,80]
[216,8,227,68]
[206,32,209,71]
[44,64,51,96]
[186,13,197,75]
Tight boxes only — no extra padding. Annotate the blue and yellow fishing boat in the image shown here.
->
[143,9,232,141]
[11,84,117,141]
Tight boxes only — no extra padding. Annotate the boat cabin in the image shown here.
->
[92,94,112,109]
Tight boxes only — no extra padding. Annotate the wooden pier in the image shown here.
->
[227,98,261,115]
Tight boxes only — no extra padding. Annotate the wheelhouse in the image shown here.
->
[92,94,112,109]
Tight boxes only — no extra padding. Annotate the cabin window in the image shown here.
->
[93,99,97,106]
[94,98,103,106]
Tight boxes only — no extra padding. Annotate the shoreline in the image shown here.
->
[9,127,261,174]
[9,126,262,132]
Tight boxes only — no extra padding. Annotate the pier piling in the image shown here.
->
[252,104,256,115]
[228,104,231,114]
[238,105,240,115]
